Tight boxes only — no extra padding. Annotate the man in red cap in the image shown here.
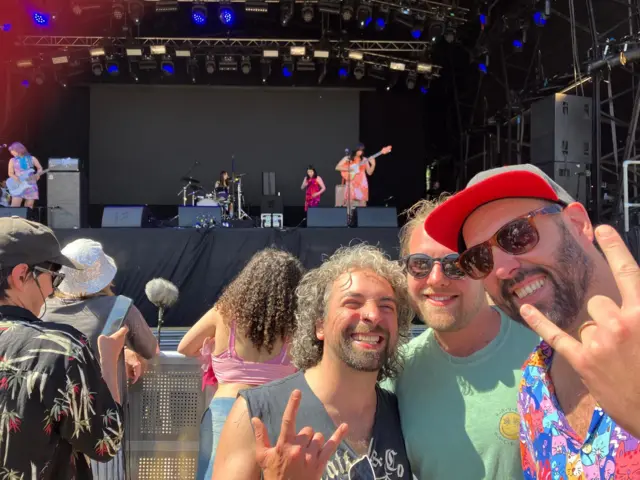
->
[424,164,640,479]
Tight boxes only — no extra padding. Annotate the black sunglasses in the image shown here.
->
[458,204,564,280]
[33,266,66,289]
[401,253,466,280]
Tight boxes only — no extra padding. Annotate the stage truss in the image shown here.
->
[448,0,640,227]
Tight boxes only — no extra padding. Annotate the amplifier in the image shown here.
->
[48,158,80,172]
[102,206,151,228]
[261,213,283,228]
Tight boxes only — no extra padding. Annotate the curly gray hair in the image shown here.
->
[290,243,413,381]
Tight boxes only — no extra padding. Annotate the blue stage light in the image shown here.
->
[162,63,175,75]
[1,24,11,32]
[107,64,120,75]
[338,67,348,79]
[479,14,487,25]
[192,10,207,25]
[533,12,546,26]
[33,12,50,26]
[478,63,487,74]
[410,28,422,39]
[376,18,385,29]
[282,66,292,77]
[21,80,29,88]
[420,86,428,94]
[513,39,523,49]
[219,6,234,26]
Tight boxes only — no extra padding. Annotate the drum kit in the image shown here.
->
[177,173,250,221]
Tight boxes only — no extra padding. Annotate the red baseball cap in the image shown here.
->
[424,164,576,252]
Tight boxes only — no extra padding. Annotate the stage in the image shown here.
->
[54,227,401,328]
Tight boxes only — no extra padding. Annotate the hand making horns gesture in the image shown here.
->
[252,389,349,480]
[520,224,640,438]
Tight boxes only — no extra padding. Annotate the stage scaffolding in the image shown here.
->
[449,0,640,228]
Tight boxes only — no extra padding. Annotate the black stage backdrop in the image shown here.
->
[54,227,401,327]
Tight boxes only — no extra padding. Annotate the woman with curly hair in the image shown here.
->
[178,248,304,480]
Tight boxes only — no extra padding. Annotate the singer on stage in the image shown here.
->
[7,142,43,208]
[335,143,375,212]
[301,166,326,211]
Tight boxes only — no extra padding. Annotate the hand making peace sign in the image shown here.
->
[520,224,640,438]
[252,389,349,480]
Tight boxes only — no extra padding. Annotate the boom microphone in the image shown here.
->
[145,278,179,340]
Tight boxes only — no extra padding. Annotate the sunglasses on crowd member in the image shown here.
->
[33,264,65,289]
[457,204,564,280]
[401,253,466,280]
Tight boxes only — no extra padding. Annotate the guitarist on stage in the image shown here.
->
[7,142,43,209]
[335,143,392,215]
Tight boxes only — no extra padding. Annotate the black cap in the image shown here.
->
[0,217,82,269]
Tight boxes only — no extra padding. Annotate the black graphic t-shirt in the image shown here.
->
[240,371,412,480]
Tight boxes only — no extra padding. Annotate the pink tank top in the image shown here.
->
[211,320,297,385]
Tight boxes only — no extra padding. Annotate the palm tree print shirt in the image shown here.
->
[0,305,124,479]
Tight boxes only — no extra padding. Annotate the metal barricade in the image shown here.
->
[126,352,206,480]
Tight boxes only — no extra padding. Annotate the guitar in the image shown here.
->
[7,168,49,197]
[341,145,392,181]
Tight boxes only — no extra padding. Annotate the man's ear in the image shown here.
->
[563,202,594,243]
[315,319,325,341]
[9,264,30,291]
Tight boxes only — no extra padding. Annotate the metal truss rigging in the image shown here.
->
[18,36,432,53]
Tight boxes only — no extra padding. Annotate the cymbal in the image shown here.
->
[182,176,200,184]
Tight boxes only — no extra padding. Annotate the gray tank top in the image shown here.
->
[240,371,412,480]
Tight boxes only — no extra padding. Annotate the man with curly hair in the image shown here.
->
[213,244,414,480]
[383,198,538,479]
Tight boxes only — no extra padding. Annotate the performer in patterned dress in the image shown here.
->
[301,166,326,211]
[8,142,43,208]
[335,143,376,216]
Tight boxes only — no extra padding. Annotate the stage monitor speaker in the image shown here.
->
[531,94,592,166]
[102,206,150,228]
[356,207,398,227]
[261,195,283,214]
[0,207,28,218]
[178,206,222,228]
[307,207,348,227]
[262,172,276,196]
[47,171,82,228]
[535,161,590,206]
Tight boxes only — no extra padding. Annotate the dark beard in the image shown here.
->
[494,223,594,331]
[331,327,391,373]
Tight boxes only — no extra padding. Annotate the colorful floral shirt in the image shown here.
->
[0,306,124,479]
[519,340,640,480]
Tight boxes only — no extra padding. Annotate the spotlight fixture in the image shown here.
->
[32,12,51,26]
[241,56,252,74]
[280,0,293,26]
[374,4,389,31]
[128,0,143,24]
[354,62,365,80]
[161,56,175,76]
[106,58,120,76]
[246,1,268,13]
[301,3,314,22]
[205,55,216,74]
[338,60,350,79]
[406,71,417,89]
[112,2,125,20]
[356,2,372,28]
[192,4,208,25]
[91,58,103,76]
[512,39,523,52]
[218,5,234,26]
[342,0,354,21]
[282,56,294,77]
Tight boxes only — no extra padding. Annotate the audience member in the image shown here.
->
[213,244,414,479]
[383,198,538,479]
[0,217,126,479]
[425,164,640,479]
[178,248,305,480]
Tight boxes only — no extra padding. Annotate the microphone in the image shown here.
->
[145,278,179,340]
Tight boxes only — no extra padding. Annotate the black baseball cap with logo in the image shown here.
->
[0,217,82,269]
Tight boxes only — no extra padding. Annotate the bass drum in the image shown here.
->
[196,198,219,207]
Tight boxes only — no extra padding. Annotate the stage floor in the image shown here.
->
[54,227,401,327]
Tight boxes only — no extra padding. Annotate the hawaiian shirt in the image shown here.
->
[0,305,124,479]
[519,340,640,480]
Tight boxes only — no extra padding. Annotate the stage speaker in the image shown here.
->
[531,94,592,166]
[47,171,82,228]
[535,161,590,206]
[261,195,283,214]
[178,206,222,228]
[102,206,150,228]
[307,207,348,227]
[356,207,398,227]
[0,207,28,218]
[262,172,276,196]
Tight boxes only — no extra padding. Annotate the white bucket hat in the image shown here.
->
[58,239,117,296]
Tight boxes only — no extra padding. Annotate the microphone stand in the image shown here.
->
[156,307,165,344]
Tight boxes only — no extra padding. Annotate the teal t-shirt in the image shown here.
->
[383,307,539,480]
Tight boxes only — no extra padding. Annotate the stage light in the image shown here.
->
[91,59,103,76]
[128,0,143,24]
[112,2,124,20]
[21,80,30,88]
[33,12,50,26]
[34,71,45,85]
[406,71,417,89]
[478,63,487,74]
[354,62,365,80]
[1,24,11,32]
[374,5,389,31]
[479,14,487,26]
[338,60,350,79]
[280,1,293,26]
[241,56,252,74]
[513,39,523,51]
[533,12,546,26]
[420,85,428,94]
[342,3,354,21]
[106,59,120,76]
[205,55,216,74]
[356,4,371,28]
[301,3,314,22]
[161,58,175,76]
[192,5,208,25]
[411,25,423,39]
[282,65,293,77]
[282,56,294,77]
[219,5,234,26]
